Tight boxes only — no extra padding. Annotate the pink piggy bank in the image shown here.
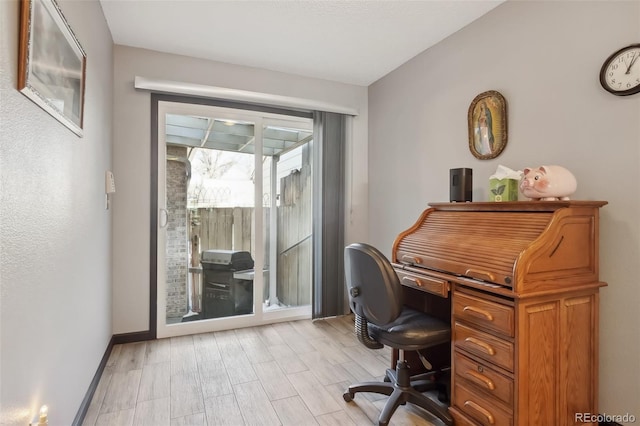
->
[519,165,577,201]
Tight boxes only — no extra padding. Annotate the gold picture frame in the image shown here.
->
[18,0,86,136]
[468,90,507,160]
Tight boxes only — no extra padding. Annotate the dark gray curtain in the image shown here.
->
[312,111,346,318]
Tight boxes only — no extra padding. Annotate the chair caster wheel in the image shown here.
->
[343,392,354,402]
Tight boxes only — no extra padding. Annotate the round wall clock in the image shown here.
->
[599,43,640,96]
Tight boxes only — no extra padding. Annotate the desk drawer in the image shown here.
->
[395,269,449,297]
[453,381,513,426]
[454,352,513,406]
[454,292,514,337]
[454,322,514,372]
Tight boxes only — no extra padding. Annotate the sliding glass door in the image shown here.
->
[156,101,313,338]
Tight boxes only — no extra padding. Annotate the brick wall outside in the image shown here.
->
[166,145,189,320]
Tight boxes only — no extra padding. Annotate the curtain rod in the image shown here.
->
[134,76,359,116]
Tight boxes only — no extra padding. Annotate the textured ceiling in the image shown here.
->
[100,0,504,86]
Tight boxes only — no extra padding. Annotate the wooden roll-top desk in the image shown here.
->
[391,201,607,426]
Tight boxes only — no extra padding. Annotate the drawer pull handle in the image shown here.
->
[401,255,421,264]
[402,277,422,287]
[464,337,496,355]
[463,306,494,321]
[465,268,496,282]
[464,400,495,425]
[465,370,496,390]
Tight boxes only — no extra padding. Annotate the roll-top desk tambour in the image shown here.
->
[391,201,607,426]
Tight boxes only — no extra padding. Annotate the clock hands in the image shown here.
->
[625,53,639,74]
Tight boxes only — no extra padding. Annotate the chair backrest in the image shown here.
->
[344,243,403,326]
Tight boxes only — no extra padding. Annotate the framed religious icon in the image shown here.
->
[18,0,86,136]
[468,90,507,160]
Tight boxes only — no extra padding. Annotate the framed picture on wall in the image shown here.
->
[468,90,507,160]
[18,0,86,137]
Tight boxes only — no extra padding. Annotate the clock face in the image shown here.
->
[600,44,640,96]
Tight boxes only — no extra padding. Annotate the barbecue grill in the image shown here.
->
[200,250,254,319]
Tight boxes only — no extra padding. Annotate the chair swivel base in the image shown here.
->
[342,360,453,426]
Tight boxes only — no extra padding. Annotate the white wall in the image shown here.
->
[112,46,368,333]
[0,0,113,424]
[368,0,640,420]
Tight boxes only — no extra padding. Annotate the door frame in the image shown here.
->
[151,94,314,338]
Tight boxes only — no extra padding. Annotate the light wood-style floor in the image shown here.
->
[82,316,442,426]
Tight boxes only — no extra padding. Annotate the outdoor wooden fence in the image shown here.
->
[190,165,311,307]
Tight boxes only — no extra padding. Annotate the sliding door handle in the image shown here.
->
[159,208,169,228]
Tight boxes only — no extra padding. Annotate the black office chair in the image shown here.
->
[342,243,453,426]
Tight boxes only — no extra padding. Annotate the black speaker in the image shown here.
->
[450,168,472,202]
